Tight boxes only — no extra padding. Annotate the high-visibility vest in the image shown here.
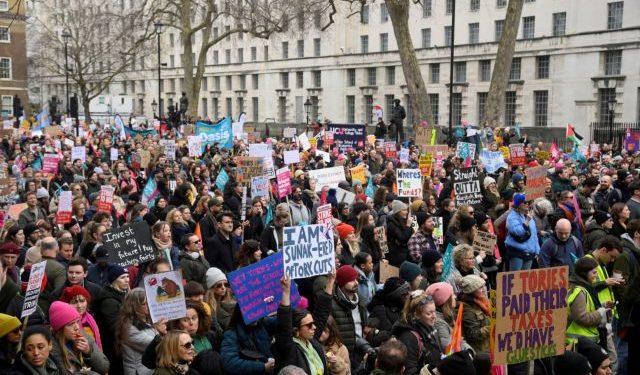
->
[584,254,618,318]
[566,285,600,341]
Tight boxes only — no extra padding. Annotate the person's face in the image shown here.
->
[434,258,444,274]
[14,230,25,245]
[155,263,171,273]
[94,226,107,242]
[587,268,598,283]
[219,216,233,234]
[187,294,204,303]
[253,248,262,261]
[602,218,614,230]
[555,225,572,242]
[173,211,184,223]
[213,280,229,297]
[2,254,17,269]
[397,208,408,220]
[596,358,612,375]
[570,176,579,186]
[423,217,435,232]
[188,236,201,252]
[181,209,192,221]
[361,255,373,273]
[252,203,263,215]
[446,201,456,212]
[275,216,289,228]
[59,243,74,260]
[296,313,316,341]
[70,295,88,315]
[62,319,81,341]
[416,302,437,327]
[100,216,113,229]
[23,334,52,368]
[26,194,37,207]
[603,249,621,264]
[462,251,475,271]
[601,177,611,190]
[6,325,21,344]
[179,308,199,336]
[113,274,130,291]
[157,199,167,208]
[67,265,86,284]
[341,280,359,294]
[178,333,195,362]
[622,206,631,220]
[160,224,172,242]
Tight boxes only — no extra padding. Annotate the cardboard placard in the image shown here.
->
[509,143,526,166]
[535,151,549,161]
[283,224,335,280]
[96,186,115,213]
[276,167,292,198]
[374,226,389,254]
[419,154,433,177]
[415,126,431,146]
[44,126,63,137]
[0,129,14,138]
[350,164,366,185]
[144,270,187,323]
[140,150,151,168]
[453,167,482,206]
[456,142,476,159]
[525,166,547,200]
[379,263,399,283]
[472,231,497,255]
[237,157,264,181]
[104,221,155,267]
[308,166,347,192]
[316,204,333,231]
[423,145,449,156]
[21,261,47,318]
[397,169,422,198]
[283,127,297,138]
[494,267,568,365]
[283,150,301,165]
[56,191,73,224]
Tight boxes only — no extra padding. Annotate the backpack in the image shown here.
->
[551,236,580,266]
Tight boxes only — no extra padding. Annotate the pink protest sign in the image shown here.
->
[276,167,292,199]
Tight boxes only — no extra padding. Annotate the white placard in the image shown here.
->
[72,146,86,162]
[110,148,119,161]
[21,261,47,318]
[282,224,335,280]
[143,270,187,323]
[284,150,301,165]
[188,136,202,157]
[298,133,311,151]
[308,166,346,192]
[397,169,422,197]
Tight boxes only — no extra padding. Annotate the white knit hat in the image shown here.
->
[391,200,408,215]
[206,267,227,289]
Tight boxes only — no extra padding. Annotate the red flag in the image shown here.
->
[445,303,464,355]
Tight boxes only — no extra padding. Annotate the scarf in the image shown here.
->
[168,362,189,375]
[193,334,212,354]
[153,237,173,251]
[80,312,102,350]
[293,337,324,375]
[473,296,492,316]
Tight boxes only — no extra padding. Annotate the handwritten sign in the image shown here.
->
[42,154,59,174]
[96,186,114,213]
[72,146,86,163]
[433,217,443,245]
[374,226,389,254]
[56,191,73,224]
[276,167,292,199]
[453,167,482,206]
[104,221,155,267]
[316,204,333,231]
[144,270,187,323]
[415,126,431,146]
[110,148,119,161]
[21,261,47,318]
[399,148,409,163]
[494,267,568,365]
[384,142,397,159]
[251,176,269,198]
[298,133,311,151]
[535,151,549,161]
[188,136,202,157]
[228,252,300,324]
[509,144,526,166]
[140,150,151,168]
[161,140,176,160]
[350,164,366,185]
[419,154,433,177]
[308,166,346,192]
[472,231,497,255]
[525,166,547,200]
[480,150,507,174]
[283,150,301,165]
[283,224,335,280]
[379,263,399,283]
[397,169,422,198]
[237,157,264,181]
[456,142,476,160]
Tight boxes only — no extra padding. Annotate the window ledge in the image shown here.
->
[508,79,525,84]
[591,75,626,81]
[445,82,470,87]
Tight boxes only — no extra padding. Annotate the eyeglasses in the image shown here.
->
[180,341,194,349]
[215,282,229,289]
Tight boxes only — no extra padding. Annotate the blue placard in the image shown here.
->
[195,117,233,150]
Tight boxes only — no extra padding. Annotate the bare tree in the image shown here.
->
[483,0,524,127]
[32,0,161,122]
[159,0,327,117]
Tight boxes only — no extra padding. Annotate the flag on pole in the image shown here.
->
[550,142,560,162]
[34,107,51,130]
[114,114,126,140]
[445,303,464,355]
[566,124,583,145]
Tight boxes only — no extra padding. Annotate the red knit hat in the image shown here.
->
[336,223,355,240]
[60,285,92,304]
[0,242,20,256]
[336,265,358,287]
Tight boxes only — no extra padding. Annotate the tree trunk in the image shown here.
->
[386,0,432,129]
[81,92,91,124]
[180,0,198,117]
[483,0,524,127]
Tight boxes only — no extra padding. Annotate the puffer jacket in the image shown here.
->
[331,287,367,351]
[93,285,126,374]
[385,214,414,266]
[221,317,277,375]
[8,353,60,375]
[391,321,443,375]
[122,319,156,375]
[50,331,109,375]
[355,266,377,307]
[179,251,211,286]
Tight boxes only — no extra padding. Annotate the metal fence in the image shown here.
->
[591,122,640,148]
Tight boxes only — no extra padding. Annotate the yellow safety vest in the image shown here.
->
[566,285,599,341]
[584,254,617,318]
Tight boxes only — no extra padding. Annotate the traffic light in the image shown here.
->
[12,95,22,118]
[70,95,78,118]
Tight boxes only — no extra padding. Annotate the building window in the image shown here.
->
[361,35,369,53]
[346,96,355,123]
[212,98,219,120]
[0,27,9,42]
[429,94,439,125]
[226,76,232,90]
[430,63,440,83]
[0,1,9,11]
[367,68,377,86]
[297,40,304,58]
[380,33,388,52]
[238,48,243,63]
[495,20,504,41]
[313,70,321,87]
[385,95,394,122]
[504,91,516,126]
[423,0,432,17]
[604,50,622,75]
[314,38,321,57]
[469,23,479,44]
[509,57,521,80]
[522,16,535,39]
[213,51,219,65]
[0,57,11,79]
[226,97,233,118]
[444,26,452,46]
[251,47,257,61]
[311,96,319,120]
[296,71,304,88]
[607,2,623,30]
[214,76,221,91]
[361,5,369,24]
[364,95,374,123]
[1,95,12,117]
[534,90,548,127]
[238,97,245,117]
[252,97,259,121]
[201,98,208,118]
[264,46,269,60]
[239,75,246,90]
[170,55,175,68]
[455,62,467,83]
[202,77,208,91]
[598,88,616,122]
[386,66,395,85]
[278,97,287,122]
[280,72,289,89]
[314,12,322,29]
[381,3,388,22]
[478,92,488,125]
[252,74,259,90]
[282,42,289,59]
[496,0,506,7]
[470,0,480,12]
[347,69,356,86]
[552,12,566,36]
[452,93,462,126]
[446,0,453,15]
[479,60,491,81]
[536,56,550,79]
[225,49,231,64]
[421,28,431,48]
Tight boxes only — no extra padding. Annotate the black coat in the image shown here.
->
[260,225,279,255]
[392,321,443,375]
[199,213,219,241]
[205,231,235,273]
[385,214,414,267]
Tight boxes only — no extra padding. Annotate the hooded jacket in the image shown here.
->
[538,234,583,273]
[331,287,367,351]
[391,321,443,375]
[385,214,414,267]
[613,233,640,321]
[583,221,608,252]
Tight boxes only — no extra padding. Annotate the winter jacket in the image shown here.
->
[355,267,377,307]
[220,317,277,375]
[259,225,281,255]
[274,292,332,374]
[51,279,103,312]
[460,296,491,353]
[331,287,367,351]
[613,234,640,321]
[385,214,414,267]
[505,210,540,255]
[8,353,60,375]
[50,331,109,375]
[538,234,583,273]
[433,311,471,353]
[179,251,211,286]
[551,176,571,194]
[205,231,236,273]
[391,321,443,375]
[41,256,67,313]
[0,278,20,315]
[122,319,156,375]
[171,223,192,247]
[198,213,219,241]
[93,285,126,374]
[288,201,311,226]
[583,221,608,252]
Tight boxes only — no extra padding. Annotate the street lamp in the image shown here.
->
[154,22,164,118]
[61,30,71,116]
[447,0,456,146]
[151,99,157,118]
[304,98,312,124]
[607,98,617,144]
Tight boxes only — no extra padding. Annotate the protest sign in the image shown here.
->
[237,157,264,181]
[419,154,433,177]
[283,224,335,279]
[183,124,195,136]
[2,119,11,129]
[56,191,73,224]
[350,164,366,185]
[309,136,317,149]
[433,217,444,244]
[298,133,311,151]
[283,150,301,165]
[72,146,86,162]
[624,131,640,152]
[374,226,388,254]
[144,270,187,323]
[399,148,409,163]
[327,124,366,152]
[435,151,444,171]
[456,142,476,160]
[195,118,233,150]
[415,126,431,146]
[453,167,482,206]
[232,122,244,139]
[160,140,176,160]
[379,263,399,283]
[8,203,26,220]
[140,150,152,168]
[472,231,497,255]
[188,136,202,157]
[384,142,397,159]
[249,144,275,178]
[44,126,63,137]
[110,148,119,161]
[228,252,301,324]
[494,267,568,365]
[423,145,449,156]
[499,146,510,160]
[276,167,292,198]
[21,261,47,318]
[104,221,155,267]
[324,131,334,145]
[509,143,526,166]
[336,187,356,205]
[316,204,333,231]
[316,150,331,163]
[397,169,422,198]
[367,134,376,146]
[525,166,547,200]
[215,169,230,191]
[42,154,59,174]
[308,166,346,192]
[283,127,297,138]
[535,150,549,161]
[251,176,269,198]
[96,186,115,213]
[480,150,507,174]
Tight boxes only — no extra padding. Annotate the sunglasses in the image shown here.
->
[215,282,229,289]
[300,321,315,329]
[181,341,194,349]
[192,240,200,244]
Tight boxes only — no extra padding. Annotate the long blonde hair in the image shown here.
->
[156,330,189,369]
[401,290,435,324]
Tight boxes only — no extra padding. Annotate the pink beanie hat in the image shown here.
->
[49,301,80,332]
[425,282,454,307]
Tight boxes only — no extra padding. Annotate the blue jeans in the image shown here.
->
[509,257,533,271]
[614,319,627,375]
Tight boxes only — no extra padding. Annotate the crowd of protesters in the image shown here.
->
[0,115,638,375]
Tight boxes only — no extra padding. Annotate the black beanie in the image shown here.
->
[576,338,609,373]
[437,350,476,375]
[554,350,591,375]
[593,211,612,225]
[459,216,477,232]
